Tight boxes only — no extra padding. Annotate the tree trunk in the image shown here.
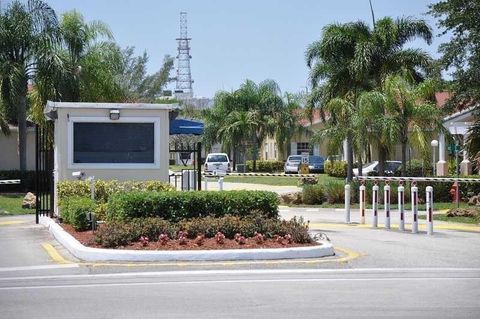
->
[378,146,387,177]
[17,86,27,173]
[400,128,408,176]
[346,135,353,182]
[358,153,363,177]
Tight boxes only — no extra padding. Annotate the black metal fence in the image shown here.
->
[35,122,54,223]
[169,142,202,191]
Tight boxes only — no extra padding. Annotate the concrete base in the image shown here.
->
[460,160,472,176]
[436,161,448,176]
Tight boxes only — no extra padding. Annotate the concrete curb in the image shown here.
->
[40,217,335,262]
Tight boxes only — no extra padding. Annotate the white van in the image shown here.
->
[204,153,231,173]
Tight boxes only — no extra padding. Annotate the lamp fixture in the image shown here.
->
[109,109,120,120]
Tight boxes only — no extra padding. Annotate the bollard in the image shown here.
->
[384,183,391,229]
[345,184,351,223]
[204,177,208,191]
[411,182,418,234]
[219,177,224,191]
[372,182,379,228]
[426,186,434,235]
[359,182,366,224]
[398,182,405,231]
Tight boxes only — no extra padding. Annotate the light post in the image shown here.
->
[431,140,438,176]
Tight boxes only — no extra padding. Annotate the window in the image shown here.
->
[297,142,312,155]
[69,117,159,169]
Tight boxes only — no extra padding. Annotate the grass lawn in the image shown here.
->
[0,193,34,215]
[224,174,343,187]
[418,214,480,224]
[169,165,194,172]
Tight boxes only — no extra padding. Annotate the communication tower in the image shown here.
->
[175,12,194,99]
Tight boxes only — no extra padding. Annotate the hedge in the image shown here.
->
[59,197,95,231]
[302,185,325,205]
[106,190,279,222]
[0,170,36,192]
[246,160,284,173]
[324,160,347,178]
[57,180,175,203]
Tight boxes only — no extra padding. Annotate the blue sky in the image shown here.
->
[43,0,448,98]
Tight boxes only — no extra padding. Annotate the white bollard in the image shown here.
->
[426,186,434,235]
[372,183,379,228]
[345,184,351,223]
[384,183,391,229]
[411,183,418,234]
[204,177,208,191]
[398,184,405,231]
[359,183,366,224]
[219,177,224,191]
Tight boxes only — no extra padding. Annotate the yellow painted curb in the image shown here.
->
[0,220,27,226]
[41,243,71,264]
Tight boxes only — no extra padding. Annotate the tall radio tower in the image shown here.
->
[175,12,194,100]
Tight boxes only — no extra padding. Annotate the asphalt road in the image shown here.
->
[1,210,479,318]
[1,268,479,318]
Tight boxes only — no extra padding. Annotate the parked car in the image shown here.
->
[353,160,402,176]
[204,153,231,173]
[308,155,325,173]
[284,155,304,174]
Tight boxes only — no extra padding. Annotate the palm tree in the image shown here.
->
[306,17,433,180]
[0,0,59,173]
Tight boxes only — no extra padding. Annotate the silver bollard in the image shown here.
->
[426,186,434,235]
[372,182,379,228]
[360,183,366,224]
[384,183,391,229]
[204,177,208,191]
[411,183,418,234]
[345,184,351,223]
[398,183,405,231]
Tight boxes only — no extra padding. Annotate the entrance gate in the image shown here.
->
[35,122,54,223]
[169,142,202,191]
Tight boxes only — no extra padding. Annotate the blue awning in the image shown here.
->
[169,118,204,135]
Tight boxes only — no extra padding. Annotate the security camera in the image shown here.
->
[72,171,85,180]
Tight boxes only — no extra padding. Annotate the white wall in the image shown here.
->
[0,127,36,171]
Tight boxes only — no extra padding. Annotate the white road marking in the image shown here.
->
[1,277,479,291]
[1,267,479,282]
[0,264,79,273]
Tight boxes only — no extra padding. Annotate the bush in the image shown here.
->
[324,160,347,178]
[93,216,313,247]
[0,170,36,192]
[324,180,345,204]
[395,159,432,177]
[57,179,175,203]
[302,185,325,205]
[106,190,279,222]
[246,160,284,173]
[60,197,95,231]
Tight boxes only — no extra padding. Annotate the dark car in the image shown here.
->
[308,155,325,173]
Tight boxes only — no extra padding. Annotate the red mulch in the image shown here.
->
[61,224,318,250]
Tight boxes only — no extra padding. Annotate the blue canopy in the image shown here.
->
[169,118,204,135]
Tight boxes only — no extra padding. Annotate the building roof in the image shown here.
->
[169,118,204,135]
[45,101,178,111]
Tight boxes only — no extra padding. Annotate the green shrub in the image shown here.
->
[106,190,279,222]
[57,179,175,203]
[395,159,432,177]
[324,160,347,178]
[93,216,313,247]
[60,197,95,231]
[246,160,284,173]
[323,180,345,204]
[302,185,325,205]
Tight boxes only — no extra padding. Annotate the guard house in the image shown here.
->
[44,101,177,184]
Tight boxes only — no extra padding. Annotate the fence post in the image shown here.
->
[411,182,418,234]
[360,182,366,224]
[398,182,405,231]
[384,182,390,229]
[372,182,379,228]
[426,186,434,235]
[345,184,351,223]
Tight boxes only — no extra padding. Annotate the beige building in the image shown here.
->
[0,126,36,170]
